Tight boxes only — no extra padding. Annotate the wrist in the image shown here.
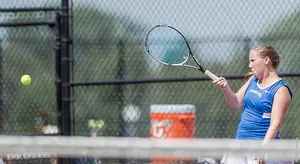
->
[222,85,231,93]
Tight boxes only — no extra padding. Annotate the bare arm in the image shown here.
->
[263,86,291,145]
[213,76,253,110]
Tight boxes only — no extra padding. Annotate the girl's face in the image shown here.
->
[248,50,268,79]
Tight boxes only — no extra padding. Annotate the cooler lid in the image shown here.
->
[150,104,196,114]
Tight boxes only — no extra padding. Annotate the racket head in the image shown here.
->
[145,25,191,66]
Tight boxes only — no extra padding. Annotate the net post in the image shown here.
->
[54,11,62,140]
[58,0,72,163]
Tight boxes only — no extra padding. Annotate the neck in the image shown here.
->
[259,70,279,84]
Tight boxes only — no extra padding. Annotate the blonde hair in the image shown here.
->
[244,72,254,81]
[252,45,282,69]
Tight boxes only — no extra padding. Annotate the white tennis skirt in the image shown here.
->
[220,154,294,164]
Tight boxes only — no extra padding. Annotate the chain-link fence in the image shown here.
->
[0,1,60,163]
[71,0,300,139]
[1,0,300,163]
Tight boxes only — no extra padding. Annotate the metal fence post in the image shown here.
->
[59,0,72,163]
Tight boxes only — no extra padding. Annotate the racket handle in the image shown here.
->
[204,70,219,80]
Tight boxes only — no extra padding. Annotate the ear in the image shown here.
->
[264,56,270,65]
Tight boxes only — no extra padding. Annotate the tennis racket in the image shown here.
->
[145,24,219,80]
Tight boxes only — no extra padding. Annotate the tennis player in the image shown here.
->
[213,45,293,164]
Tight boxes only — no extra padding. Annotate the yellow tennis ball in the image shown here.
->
[88,119,96,128]
[21,75,31,85]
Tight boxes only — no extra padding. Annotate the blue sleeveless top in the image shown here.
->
[236,77,292,139]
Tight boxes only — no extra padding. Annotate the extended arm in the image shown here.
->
[213,76,253,110]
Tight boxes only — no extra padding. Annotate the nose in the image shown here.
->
[248,62,252,68]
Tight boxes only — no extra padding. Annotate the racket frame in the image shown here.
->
[145,24,218,80]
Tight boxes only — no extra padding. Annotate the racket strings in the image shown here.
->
[146,26,189,65]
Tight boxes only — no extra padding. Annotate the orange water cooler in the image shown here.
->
[150,104,196,163]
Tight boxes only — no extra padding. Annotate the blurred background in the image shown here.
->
[0,0,300,163]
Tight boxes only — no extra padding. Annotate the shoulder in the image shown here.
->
[246,75,258,87]
[274,86,292,107]
[275,79,293,100]
[249,75,258,83]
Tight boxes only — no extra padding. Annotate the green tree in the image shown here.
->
[1,5,149,136]
[70,6,148,137]
[1,12,56,133]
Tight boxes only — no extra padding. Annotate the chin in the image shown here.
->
[254,74,262,79]
[252,72,259,78]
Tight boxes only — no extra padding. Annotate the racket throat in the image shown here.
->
[197,66,205,73]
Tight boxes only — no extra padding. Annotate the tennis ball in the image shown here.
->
[96,120,105,129]
[88,119,96,128]
[21,75,31,85]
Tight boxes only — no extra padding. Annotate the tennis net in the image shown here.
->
[0,135,299,164]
